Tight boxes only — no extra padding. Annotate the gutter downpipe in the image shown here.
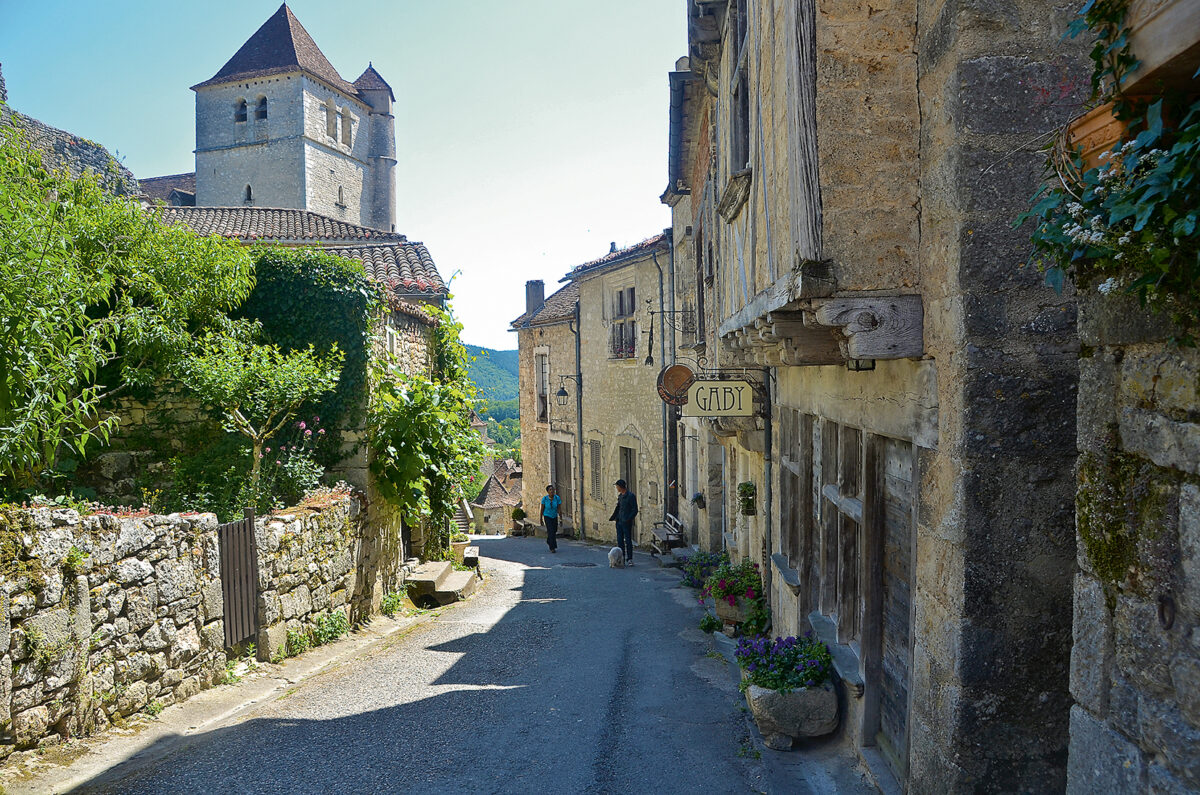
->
[571,301,585,541]
[652,249,667,526]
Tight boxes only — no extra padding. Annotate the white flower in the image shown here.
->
[1098,278,1119,294]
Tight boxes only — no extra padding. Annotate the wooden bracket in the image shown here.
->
[808,296,924,360]
[716,168,753,223]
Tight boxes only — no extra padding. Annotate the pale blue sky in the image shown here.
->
[0,0,686,347]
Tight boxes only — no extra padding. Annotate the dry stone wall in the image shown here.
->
[1067,293,1200,793]
[253,496,404,662]
[0,509,226,757]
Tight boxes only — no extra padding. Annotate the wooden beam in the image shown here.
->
[811,296,924,360]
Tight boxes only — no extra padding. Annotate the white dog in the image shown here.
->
[608,547,625,568]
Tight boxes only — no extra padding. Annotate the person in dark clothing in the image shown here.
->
[540,484,562,553]
[609,479,639,566]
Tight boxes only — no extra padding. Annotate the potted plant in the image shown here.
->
[450,531,471,562]
[735,632,838,750]
[702,558,762,625]
[690,492,706,510]
[737,481,757,516]
[511,506,526,534]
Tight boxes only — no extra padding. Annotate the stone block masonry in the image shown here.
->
[0,508,227,757]
[252,496,404,662]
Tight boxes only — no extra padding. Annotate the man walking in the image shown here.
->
[540,484,562,553]
[609,479,639,566]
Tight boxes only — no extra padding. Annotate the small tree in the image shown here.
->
[178,331,343,490]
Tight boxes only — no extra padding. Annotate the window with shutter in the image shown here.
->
[589,440,602,498]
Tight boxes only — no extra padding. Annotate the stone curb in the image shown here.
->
[0,586,481,795]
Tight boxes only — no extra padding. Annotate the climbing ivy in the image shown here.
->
[368,306,486,557]
[236,247,382,468]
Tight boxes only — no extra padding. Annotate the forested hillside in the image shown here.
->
[467,346,520,460]
[465,345,519,401]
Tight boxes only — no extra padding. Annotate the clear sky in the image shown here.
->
[0,0,686,348]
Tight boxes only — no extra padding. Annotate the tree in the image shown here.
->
[176,331,343,490]
[0,122,253,488]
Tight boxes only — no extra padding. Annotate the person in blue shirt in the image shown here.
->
[540,484,562,553]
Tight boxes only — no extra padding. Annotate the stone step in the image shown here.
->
[432,570,479,605]
[407,561,453,597]
[462,546,480,569]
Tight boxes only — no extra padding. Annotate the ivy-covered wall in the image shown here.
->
[1068,291,1200,793]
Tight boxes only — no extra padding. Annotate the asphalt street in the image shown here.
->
[70,537,778,794]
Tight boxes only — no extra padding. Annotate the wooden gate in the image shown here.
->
[218,508,259,649]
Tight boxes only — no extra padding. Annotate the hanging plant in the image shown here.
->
[737,481,757,516]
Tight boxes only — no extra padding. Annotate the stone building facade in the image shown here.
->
[512,238,671,546]
[511,280,581,533]
[662,1,1087,790]
[185,4,397,231]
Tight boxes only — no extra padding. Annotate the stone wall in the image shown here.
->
[1066,293,1200,793]
[0,508,226,758]
[252,495,403,662]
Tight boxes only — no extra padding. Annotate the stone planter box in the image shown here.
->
[744,681,839,750]
[451,539,470,562]
[714,596,748,624]
[1124,0,1200,94]
[1068,102,1128,173]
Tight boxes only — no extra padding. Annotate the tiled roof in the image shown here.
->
[566,234,669,279]
[159,206,446,295]
[192,4,356,95]
[510,281,579,328]
[159,206,405,242]
[353,64,394,101]
[330,243,446,294]
[471,475,521,510]
[139,172,196,202]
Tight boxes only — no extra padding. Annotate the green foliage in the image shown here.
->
[368,306,487,558]
[62,545,88,576]
[511,507,526,521]
[699,613,722,634]
[479,397,519,422]
[176,332,342,489]
[450,531,469,543]
[285,627,312,657]
[380,588,407,617]
[735,633,834,694]
[679,550,728,589]
[311,610,349,646]
[145,700,164,718]
[237,248,381,468]
[702,558,762,605]
[464,346,519,401]
[0,122,253,488]
[1021,2,1199,340]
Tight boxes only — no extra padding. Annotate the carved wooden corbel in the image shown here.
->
[716,168,753,223]
[808,296,924,360]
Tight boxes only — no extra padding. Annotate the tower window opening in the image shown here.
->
[337,185,345,206]
[341,108,352,145]
[325,99,337,139]
[244,185,253,203]
[235,99,248,123]
[255,96,268,120]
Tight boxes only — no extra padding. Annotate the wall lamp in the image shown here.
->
[555,374,582,407]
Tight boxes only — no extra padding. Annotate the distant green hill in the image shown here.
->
[465,345,519,401]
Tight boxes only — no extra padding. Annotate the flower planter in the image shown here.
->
[451,539,470,562]
[1067,102,1129,173]
[744,681,839,750]
[714,596,748,624]
[1124,0,1200,94]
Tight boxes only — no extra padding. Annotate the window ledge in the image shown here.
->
[770,553,801,594]
[807,611,864,697]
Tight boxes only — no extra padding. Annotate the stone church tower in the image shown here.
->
[190,4,396,231]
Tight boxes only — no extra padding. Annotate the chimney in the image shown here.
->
[609,241,618,253]
[525,280,545,318]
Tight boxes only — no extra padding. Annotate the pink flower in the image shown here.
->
[305,429,313,437]
[746,588,755,599]
[275,460,282,465]
[265,447,271,453]
[726,595,736,606]
[318,429,326,435]
[298,421,306,430]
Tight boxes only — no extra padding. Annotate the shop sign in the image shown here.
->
[682,380,755,417]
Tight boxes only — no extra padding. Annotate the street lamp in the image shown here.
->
[555,374,581,407]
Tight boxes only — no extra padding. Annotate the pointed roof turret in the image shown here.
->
[192,4,355,94]
[353,63,395,101]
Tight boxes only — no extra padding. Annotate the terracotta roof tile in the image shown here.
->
[159,206,446,295]
[159,206,405,242]
[192,4,356,95]
[566,234,669,279]
[510,281,579,328]
[139,173,196,202]
[471,475,522,509]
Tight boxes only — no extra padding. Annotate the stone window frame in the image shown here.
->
[325,98,338,139]
[340,107,353,146]
[606,278,638,360]
[729,0,751,174]
[243,184,253,204]
[534,346,550,424]
[234,98,248,123]
[336,185,347,208]
[254,95,268,121]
